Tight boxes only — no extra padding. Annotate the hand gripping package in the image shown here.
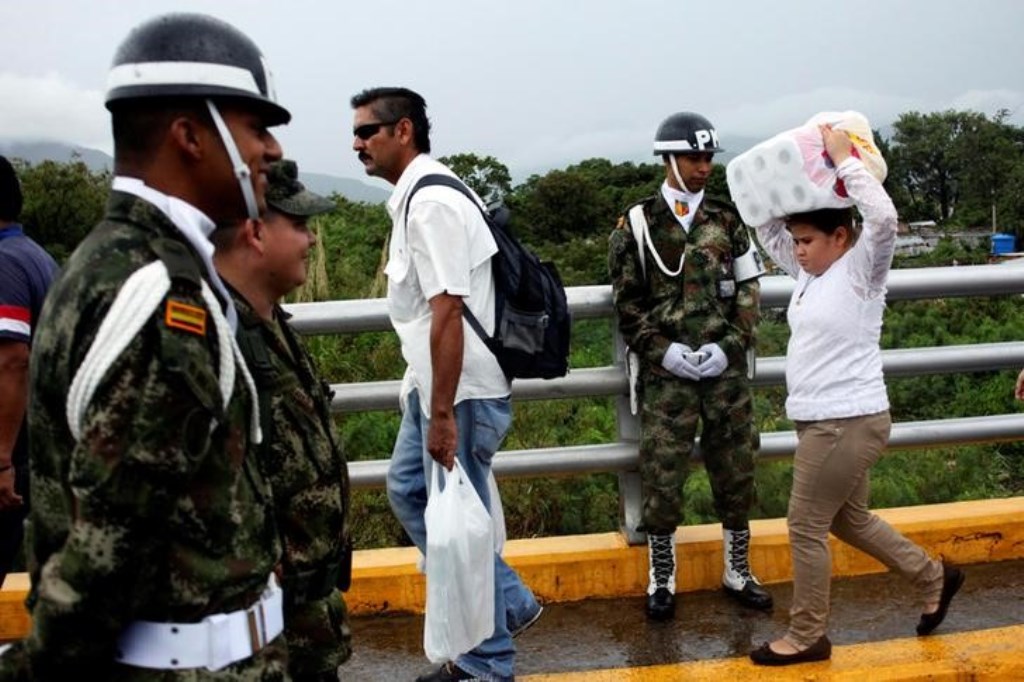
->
[726,111,887,227]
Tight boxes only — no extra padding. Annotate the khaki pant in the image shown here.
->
[785,411,943,647]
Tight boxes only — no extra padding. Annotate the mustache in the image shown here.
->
[358,152,371,163]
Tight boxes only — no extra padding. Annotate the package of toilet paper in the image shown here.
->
[726,111,886,226]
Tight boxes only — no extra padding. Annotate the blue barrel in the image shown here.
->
[991,233,1016,255]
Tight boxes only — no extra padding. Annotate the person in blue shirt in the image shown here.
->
[0,155,59,587]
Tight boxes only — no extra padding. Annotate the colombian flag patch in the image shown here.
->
[165,299,207,335]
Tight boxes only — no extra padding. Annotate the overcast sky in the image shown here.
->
[2,0,1022,187]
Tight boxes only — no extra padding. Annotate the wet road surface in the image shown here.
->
[340,558,1024,680]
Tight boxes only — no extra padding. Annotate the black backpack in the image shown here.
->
[404,173,571,380]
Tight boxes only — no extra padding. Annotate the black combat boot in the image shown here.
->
[722,528,773,610]
[645,533,677,621]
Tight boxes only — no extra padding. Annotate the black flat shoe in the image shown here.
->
[749,635,832,666]
[917,563,965,636]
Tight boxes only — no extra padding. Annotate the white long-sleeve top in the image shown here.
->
[756,157,898,421]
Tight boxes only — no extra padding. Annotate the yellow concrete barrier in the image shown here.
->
[519,624,1024,681]
[1,496,1021,641]
[348,496,1024,615]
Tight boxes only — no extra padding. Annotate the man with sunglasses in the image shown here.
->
[350,87,541,682]
[608,111,772,622]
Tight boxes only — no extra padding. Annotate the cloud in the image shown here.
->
[716,88,921,139]
[503,126,651,180]
[0,72,110,152]
[716,87,1024,141]
[949,89,1024,124]
[500,87,1024,179]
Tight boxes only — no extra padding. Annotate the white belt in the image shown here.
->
[115,575,284,671]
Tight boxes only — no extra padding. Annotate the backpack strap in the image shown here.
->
[234,319,275,458]
[403,173,495,347]
[275,311,343,457]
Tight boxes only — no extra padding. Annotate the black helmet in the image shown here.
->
[105,13,290,126]
[653,112,723,156]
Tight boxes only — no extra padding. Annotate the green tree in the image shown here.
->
[437,152,512,205]
[886,110,1024,225]
[14,156,110,261]
[507,168,609,244]
[951,110,1024,231]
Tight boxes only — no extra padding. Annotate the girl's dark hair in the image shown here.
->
[785,207,854,236]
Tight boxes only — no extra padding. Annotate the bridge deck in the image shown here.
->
[346,558,1024,680]
[1,497,1021,679]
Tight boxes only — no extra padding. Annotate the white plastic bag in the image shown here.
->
[726,110,887,226]
[487,471,507,554]
[423,461,495,663]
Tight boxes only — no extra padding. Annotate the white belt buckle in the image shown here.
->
[205,613,234,671]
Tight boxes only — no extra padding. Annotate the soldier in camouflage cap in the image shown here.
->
[608,111,772,623]
[0,13,290,680]
[213,159,351,682]
[265,159,335,217]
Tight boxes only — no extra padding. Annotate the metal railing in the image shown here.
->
[284,263,1024,544]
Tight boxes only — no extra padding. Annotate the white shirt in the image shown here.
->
[111,176,238,331]
[384,154,509,415]
[755,158,898,421]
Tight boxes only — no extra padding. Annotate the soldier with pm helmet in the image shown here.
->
[608,111,771,622]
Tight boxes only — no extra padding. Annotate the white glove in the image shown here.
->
[661,343,701,381]
[697,343,728,378]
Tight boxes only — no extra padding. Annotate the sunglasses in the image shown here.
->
[353,120,400,140]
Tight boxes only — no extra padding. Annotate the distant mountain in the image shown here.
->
[301,171,389,204]
[0,139,389,205]
[0,139,113,170]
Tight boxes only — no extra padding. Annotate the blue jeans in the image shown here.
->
[387,391,538,682]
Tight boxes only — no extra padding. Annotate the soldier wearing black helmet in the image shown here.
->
[0,13,290,680]
[608,111,772,622]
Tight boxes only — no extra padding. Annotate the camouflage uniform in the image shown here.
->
[608,193,760,535]
[0,192,286,681]
[232,290,352,682]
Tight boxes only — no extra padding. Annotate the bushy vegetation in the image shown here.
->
[11,109,1023,550]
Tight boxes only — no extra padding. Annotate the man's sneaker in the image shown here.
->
[510,604,544,639]
[415,661,478,681]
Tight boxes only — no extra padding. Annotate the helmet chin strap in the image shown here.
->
[669,155,692,194]
[206,99,260,221]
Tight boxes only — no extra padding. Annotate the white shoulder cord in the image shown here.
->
[623,204,686,416]
[628,204,684,278]
[67,261,262,444]
[198,280,262,444]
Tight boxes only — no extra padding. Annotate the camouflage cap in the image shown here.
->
[266,159,334,217]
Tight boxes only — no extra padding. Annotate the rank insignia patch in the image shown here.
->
[165,299,207,335]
